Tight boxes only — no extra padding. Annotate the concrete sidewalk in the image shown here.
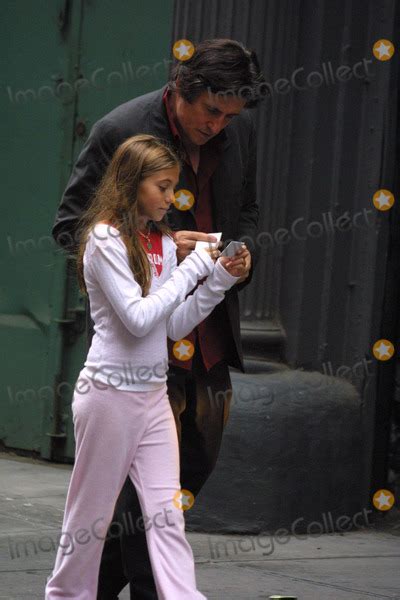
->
[0,453,399,600]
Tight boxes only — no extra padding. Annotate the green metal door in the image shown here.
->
[1,0,174,461]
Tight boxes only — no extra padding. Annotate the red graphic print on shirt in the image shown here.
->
[139,229,163,277]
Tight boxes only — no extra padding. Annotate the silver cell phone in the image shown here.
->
[220,241,244,257]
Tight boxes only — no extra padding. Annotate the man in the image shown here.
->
[52,38,265,599]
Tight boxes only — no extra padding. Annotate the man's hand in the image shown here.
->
[174,230,219,262]
[219,245,251,283]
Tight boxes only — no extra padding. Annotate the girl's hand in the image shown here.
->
[219,246,251,280]
[175,231,218,262]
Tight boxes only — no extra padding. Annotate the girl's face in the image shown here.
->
[136,165,180,230]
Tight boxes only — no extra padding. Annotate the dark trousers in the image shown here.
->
[96,343,232,599]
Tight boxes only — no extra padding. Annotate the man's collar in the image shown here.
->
[162,86,180,141]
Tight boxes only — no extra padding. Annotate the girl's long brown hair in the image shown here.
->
[75,134,181,297]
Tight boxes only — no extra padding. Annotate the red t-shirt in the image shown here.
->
[138,229,163,277]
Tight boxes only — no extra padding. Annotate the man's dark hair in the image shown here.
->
[169,38,266,108]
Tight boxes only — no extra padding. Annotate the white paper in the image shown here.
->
[195,232,222,252]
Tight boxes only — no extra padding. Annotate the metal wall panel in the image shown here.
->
[171,0,399,385]
[1,0,80,455]
[1,0,175,459]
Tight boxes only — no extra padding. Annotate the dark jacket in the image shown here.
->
[52,84,260,371]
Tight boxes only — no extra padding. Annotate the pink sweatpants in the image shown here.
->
[45,375,207,600]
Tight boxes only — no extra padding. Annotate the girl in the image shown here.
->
[45,134,249,599]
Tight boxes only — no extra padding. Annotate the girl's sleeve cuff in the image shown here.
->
[214,258,242,286]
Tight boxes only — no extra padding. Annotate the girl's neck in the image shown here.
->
[137,216,150,233]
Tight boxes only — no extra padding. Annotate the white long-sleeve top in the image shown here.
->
[79,223,240,391]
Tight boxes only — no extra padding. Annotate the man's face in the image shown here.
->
[173,88,246,146]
